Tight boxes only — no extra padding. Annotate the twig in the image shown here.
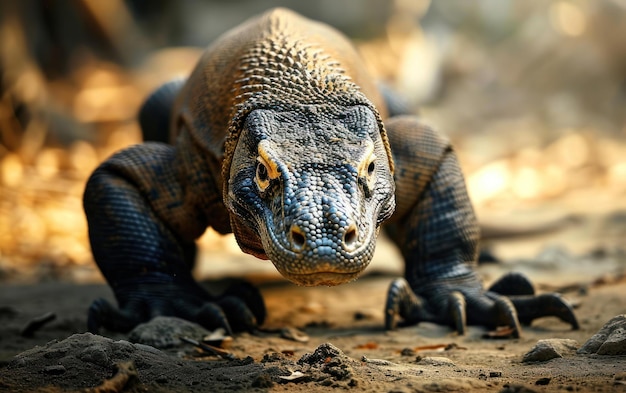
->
[87,361,137,393]
[20,312,56,337]
[180,336,237,360]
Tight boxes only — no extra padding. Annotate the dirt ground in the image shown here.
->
[1,222,625,393]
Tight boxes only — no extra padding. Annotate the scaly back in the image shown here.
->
[173,8,393,192]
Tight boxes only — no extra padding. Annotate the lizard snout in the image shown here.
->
[289,224,306,251]
[343,224,358,250]
[289,223,359,256]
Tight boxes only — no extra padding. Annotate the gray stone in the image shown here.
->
[499,385,538,393]
[128,316,211,349]
[418,356,456,367]
[579,315,626,355]
[522,339,579,363]
[43,364,66,375]
[132,342,164,355]
[77,345,110,367]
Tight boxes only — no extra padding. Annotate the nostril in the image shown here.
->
[290,225,306,250]
[343,225,358,249]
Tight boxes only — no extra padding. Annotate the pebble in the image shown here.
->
[77,345,110,367]
[417,356,455,367]
[614,371,626,381]
[298,342,346,366]
[43,364,66,375]
[128,316,210,349]
[579,314,626,355]
[499,385,538,393]
[522,339,578,363]
[535,377,551,385]
[400,348,416,356]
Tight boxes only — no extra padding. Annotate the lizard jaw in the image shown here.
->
[258,212,378,287]
[279,271,362,287]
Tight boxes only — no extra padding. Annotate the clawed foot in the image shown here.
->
[88,280,266,334]
[385,272,578,337]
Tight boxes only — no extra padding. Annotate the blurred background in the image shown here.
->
[1,0,625,284]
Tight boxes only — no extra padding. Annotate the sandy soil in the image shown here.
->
[0,252,625,393]
[1,201,626,392]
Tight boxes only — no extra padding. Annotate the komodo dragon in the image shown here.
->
[84,8,578,336]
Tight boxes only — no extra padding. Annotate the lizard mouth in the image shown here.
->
[259,217,377,286]
[281,271,362,287]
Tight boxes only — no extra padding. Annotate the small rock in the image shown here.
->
[298,343,356,384]
[77,345,110,368]
[400,348,416,356]
[43,365,66,375]
[361,356,394,366]
[417,356,455,367]
[261,352,287,363]
[535,246,571,265]
[579,315,626,355]
[499,385,538,393]
[522,339,579,363]
[614,371,626,381]
[279,326,309,343]
[353,311,374,320]
[128,316,210,349]
[490,371,502,378]
[132,343,163,355]
[43,347,69,360]
[535,377,551,385]
[298,342,346,366]
[251,373,274,388]
[0,306,18,318]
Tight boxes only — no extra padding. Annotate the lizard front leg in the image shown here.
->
[84,141,265,334]
[383,116,577,335]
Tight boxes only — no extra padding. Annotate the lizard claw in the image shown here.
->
[193,302,234,335]
[384,273,576,337]
[88,281,266,334]
[448,291,466,335]
[222,280,266,325]
[385,278,433,330]
[450,290,521,337]
[88,298,146,334]
[507,293,579,329]
[487,272,578,330]
[214,296,258,333]
[489,294,522,338]
[385,278,406,330]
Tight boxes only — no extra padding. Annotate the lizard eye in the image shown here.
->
[255,158,271,191]
[255,140,281,193]
[367,160,376,176]
[365,154,377,185]
[358,152,377,197]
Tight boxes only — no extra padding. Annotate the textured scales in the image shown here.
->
[84,8,578,336]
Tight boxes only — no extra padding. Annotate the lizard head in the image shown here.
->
[227,105,395,286]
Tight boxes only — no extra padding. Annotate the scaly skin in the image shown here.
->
[84,8,578,335]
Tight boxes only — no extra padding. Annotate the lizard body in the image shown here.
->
[85,8,577,335]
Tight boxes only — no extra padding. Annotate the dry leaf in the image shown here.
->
[280,326,309,343]
[483,326,517,339]
[355,342,379,350]
[278,371,307,382]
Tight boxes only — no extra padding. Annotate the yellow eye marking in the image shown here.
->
[256,140,281,191]
[357,141,376,181]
